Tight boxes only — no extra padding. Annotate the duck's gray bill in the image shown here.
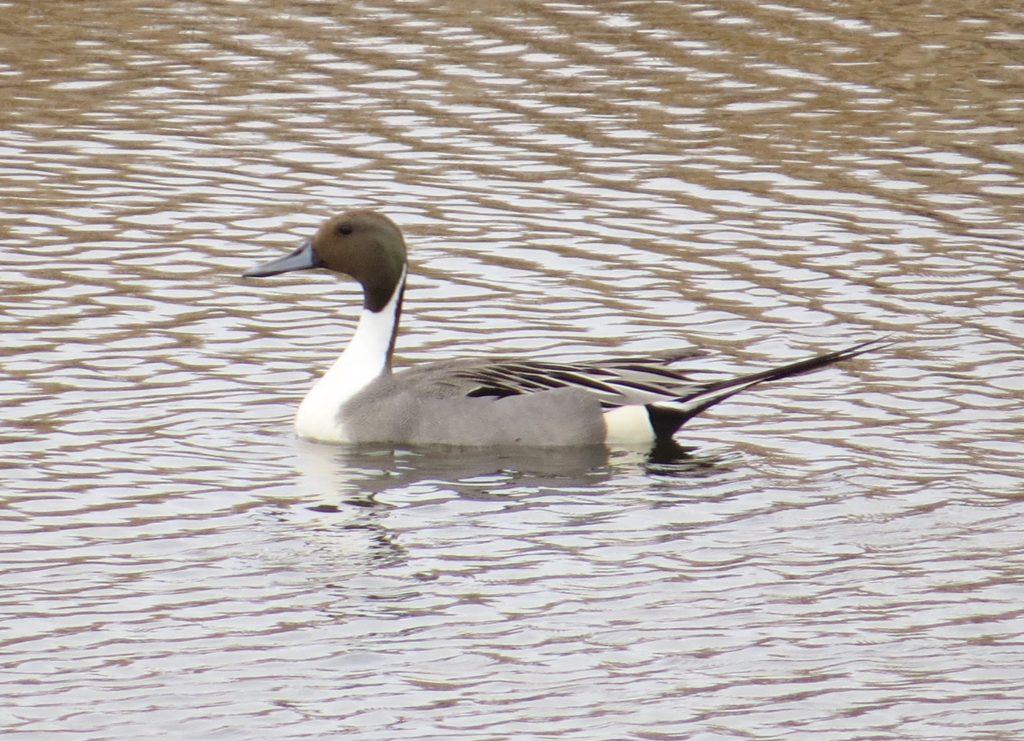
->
[243,240,320,277]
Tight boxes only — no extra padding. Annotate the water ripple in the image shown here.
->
[2,0,1023,738]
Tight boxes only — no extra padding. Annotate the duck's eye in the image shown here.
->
[337,223,353,236]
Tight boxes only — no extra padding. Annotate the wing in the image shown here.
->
[442,349,712,409]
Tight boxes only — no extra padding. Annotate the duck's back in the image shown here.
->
[339,361,608,447]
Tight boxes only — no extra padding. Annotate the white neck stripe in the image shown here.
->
[294,266,406,442]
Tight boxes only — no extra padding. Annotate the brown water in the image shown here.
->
[2,1,1022,738]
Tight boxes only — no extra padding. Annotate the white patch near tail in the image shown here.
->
[602,405,656,444]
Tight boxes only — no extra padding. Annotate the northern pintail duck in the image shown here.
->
[244,210,884,448]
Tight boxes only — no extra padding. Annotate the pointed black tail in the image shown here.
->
[646,337,890,440]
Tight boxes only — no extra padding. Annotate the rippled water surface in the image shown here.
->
[3,1,1023,738]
